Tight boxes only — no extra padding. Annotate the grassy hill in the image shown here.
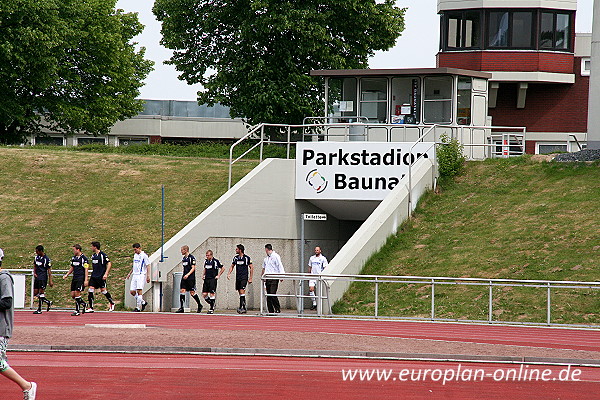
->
[0,147,257,309]
[333,157,600,325]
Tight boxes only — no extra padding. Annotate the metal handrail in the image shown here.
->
[228,122,527,188]
[262,272,600,327]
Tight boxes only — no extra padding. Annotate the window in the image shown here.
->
[391,77,420,124]
[327,78,358,120]
[457,77,472,126]
[34,136,64,146]
[360,78,388,123]
[537,143,568,154]
[119,137,148,146]
[77,137,106,146]
[423,76,452,124]
[443,11,481,50]
[488,11,534,49]
[539,12,572,51]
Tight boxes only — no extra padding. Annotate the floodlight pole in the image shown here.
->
[587,0,600,149]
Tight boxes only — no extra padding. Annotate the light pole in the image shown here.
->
[587,0,600,149]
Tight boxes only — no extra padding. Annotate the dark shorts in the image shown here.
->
[34,279,47,290]
[180,277,196,292]
[71,279,85,292]
[88,276,107,289]
[236,278,248,291]
[202,278,217,294]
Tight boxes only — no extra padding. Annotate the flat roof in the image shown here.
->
[310,67,492,79]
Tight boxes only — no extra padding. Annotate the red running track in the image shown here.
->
[1,352,599,400]
[14,311,600,352]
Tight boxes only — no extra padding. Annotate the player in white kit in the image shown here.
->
[307,246,328,310]
[126,243,150,312]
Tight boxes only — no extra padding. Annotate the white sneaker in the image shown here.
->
[85,308,94,313]
[108,303,115,312]
[23,381,37,400]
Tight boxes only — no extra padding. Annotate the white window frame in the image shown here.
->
[76,136,108,146]
[536,142,568,155]
[33,135,66,146]
[117,137,149,146]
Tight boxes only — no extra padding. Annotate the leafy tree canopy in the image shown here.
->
[154,0,405,125]
[0,0,153,144]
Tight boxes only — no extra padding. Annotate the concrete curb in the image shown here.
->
[8,344,600,367]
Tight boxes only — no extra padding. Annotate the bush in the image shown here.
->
[437,134,466,178]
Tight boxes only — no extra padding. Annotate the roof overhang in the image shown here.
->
[490,71,575,84]
[438,0,577,12]
[310,68,492,80]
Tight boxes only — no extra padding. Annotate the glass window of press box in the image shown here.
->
[440,9,572,51]
[327,78,358,121]
[391,77,421,124]
[423,76,453,124]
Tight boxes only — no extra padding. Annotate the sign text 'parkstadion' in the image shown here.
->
[295,142,434,201]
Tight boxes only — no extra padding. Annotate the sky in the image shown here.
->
[116,0,595,101]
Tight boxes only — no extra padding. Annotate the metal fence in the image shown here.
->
[228,122,526,188]
[261,273,600,327]
[6,269,79,309]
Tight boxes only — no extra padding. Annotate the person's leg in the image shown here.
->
[88,287,95,311]
[1,337,33,391]
[309,283,317,308]
[137,289,147,311]
[265,280,275,313]
[271,280,281,313]
[190,290,202,312]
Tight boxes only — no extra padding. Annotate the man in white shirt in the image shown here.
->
[126,243,150,311]
[307,246,328,310]
[261,244,285,313]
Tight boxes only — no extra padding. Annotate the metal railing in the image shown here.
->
[261,273,600,327]
[5,269,77,309]
[228,122,526,188]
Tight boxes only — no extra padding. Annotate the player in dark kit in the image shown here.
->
[87,241,115,312]
[227,244,253,314]
[32,245,53,314]
[177,245,203,313]
[202,250,224,314]
[62,244,89,316]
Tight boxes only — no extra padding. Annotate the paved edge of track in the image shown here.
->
[8,344,600,367]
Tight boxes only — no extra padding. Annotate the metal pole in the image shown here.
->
[287,126,291,159]
[259,125,265,161]
[300,216,305,313]
[587,0,600,149]
[547,283,551,325]
[374,277,379,318]
[488,281,493,323]
[160,185,165,263]
[431,279,435,320]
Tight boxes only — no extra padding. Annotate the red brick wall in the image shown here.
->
[488,58,588,134]
[437,51,574,74]
[150,136,162,144]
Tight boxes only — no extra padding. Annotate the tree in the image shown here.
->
[0,0,153,144]
[154,0,405,125]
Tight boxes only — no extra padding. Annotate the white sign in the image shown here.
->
[296,142,434,201]
[303,213,327,221]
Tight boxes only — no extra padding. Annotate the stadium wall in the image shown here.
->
[125,158,359,311]
[323,156,436,311]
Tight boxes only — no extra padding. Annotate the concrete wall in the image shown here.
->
[125,158,358,311]
[323,156,436,309]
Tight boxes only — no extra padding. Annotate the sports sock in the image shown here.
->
[103,291,114,304]
[192,294,201,305]
[37,296,42,311]
[88,292,94,309]
[180,293,185,309]
[134,293,140,309]
[40,294,51,305]
[240,294,246,309]
[74,296,81,312]
[204,295,211,305]
[310,290,316,306]
[209,295,216,309]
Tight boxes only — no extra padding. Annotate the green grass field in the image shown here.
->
[0,146,257,309]
[332,157,600,325]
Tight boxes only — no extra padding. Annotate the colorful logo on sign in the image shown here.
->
[306,169,328,193]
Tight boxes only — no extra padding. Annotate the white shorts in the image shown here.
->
[309,280,317,288]
[130,274,146,291]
